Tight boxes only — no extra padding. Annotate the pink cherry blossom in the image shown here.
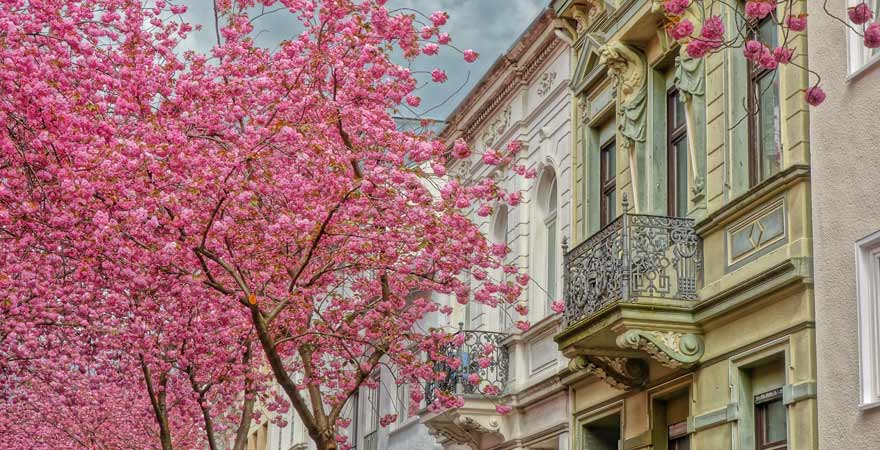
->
[551,300,566,314]
[406,95,422,107]
[805,86,827,106]
[670,19,695,40]
[467,373,481,384]
[453,138,472,159]
[745,1,775,19]
[464,49,480,63]
[773,47,794,64]
[495,404,513,415]
[785,14,808,32]
[516,321,532,332]
[423,43,440,55]
[866,23,880,48]
[663,0,691,15]
[432,68,448,83]
[700,16,725,41]
[686,40,711,58]
[430,11,449,26]
[848,2,874,24]
[438,32,451,44]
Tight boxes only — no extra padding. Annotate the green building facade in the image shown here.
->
[551,0,817,449]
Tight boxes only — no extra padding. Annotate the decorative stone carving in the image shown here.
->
[569,354,649,390]
[616,330,704,368]
[481,106,512,148]
[572,1,605,35]
[450,159,472,180]
[674,52,706,200]
[599,42,647,151]
[577,96,589,123]
[537,71,557,96]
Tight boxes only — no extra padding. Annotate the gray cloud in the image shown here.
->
[177,0,547,120]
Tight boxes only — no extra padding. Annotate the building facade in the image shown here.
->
[552,0,818,449]
[415,9,576,450]
[808,0,880,447]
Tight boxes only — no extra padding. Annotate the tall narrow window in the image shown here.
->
[667,88,689,217]
[600,140,616,227]
[747,16,782,186]
[755,388,787,450]
[856,231,880,407]
[546,178,558,305]
[492,206,511,330]
[364,382,380,450]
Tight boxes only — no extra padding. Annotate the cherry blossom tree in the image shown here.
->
[2,0,877,449]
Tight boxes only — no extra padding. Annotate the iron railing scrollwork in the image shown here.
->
[424,326,510,405]
[563,195,702,325]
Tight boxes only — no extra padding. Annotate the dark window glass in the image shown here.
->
[600,140,616,227]
[747,17,782,186]
[755,388,787,450]
[667,89,689,217]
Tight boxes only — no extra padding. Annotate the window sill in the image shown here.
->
[847,53,880,82]
[859,400,880,411]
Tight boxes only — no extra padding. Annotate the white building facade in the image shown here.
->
[417,9,575,450]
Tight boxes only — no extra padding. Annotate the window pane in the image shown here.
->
[757,16,777,47]
[675,138,689,216]
[605,191,616,221]
[547,219,557,303]
[757,74,782,180]
[765,399,787,443]
[549,179,558,214]
[605,144,616,179]
[674,92,686,128]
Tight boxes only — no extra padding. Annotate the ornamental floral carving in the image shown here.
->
[569,354,649,390]
[537,71,556,97]
[481,106,512,148]
[616,330,704,368]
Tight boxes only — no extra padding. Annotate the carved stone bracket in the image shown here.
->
[481,106,512,148]
[569,354,649,390]
[616,330,704,368]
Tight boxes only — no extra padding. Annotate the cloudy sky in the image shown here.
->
[179,0,548,120]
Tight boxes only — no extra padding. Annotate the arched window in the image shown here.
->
[538,168,559,315]
[493,205,511,330]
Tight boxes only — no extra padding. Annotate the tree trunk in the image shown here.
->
[141,359,174,450]
[231,345,257,450]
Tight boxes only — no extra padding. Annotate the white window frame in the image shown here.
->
[847,0,880,75]
[856,230,880,408]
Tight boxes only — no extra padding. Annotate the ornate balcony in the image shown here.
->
[424,328,510,404]
[557,198,704,389]
[421,327,511,449]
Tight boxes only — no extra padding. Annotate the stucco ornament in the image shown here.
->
[616,329,705,368]
[537,71,557,96]
[572,2,605,35]
[600,41,647,148]
[569,354,649,390]
[482,106,512,147]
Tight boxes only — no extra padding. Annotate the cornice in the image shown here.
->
[440,9,564,145]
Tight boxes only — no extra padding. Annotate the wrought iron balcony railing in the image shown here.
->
[563,198,701,326]
[424,327,510,405]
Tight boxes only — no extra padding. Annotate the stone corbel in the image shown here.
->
[599,41,647,213]
[569,354,649,390]
[616,330,704,368]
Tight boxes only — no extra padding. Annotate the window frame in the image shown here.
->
[754,387,787,450]
[666,87,689,217]
[746,16,782,187]
[600,139,616,227]
[544,175,558,309]
[847,0,880,74]
[668,420,690,450]
[856,230,880,408]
